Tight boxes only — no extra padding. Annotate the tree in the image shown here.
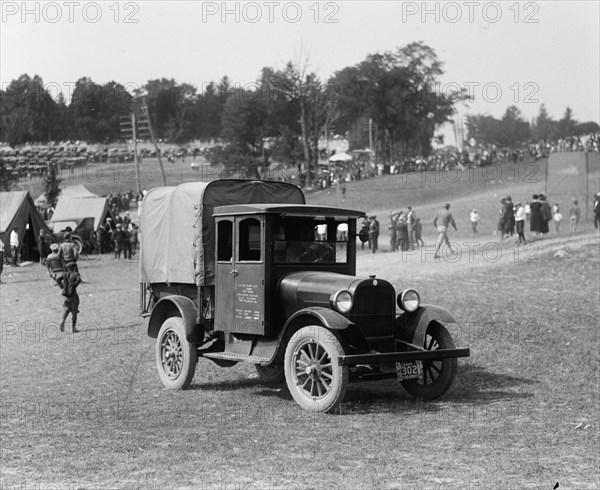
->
[0,74,59,144]
[44,163,62,208]
[69,78,132,142]
[557,107,577,139]
[499,106,531,147]
[531,104,557,141]
[330,42,460,161]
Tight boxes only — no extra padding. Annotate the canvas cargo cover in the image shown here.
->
[140,180,305,286]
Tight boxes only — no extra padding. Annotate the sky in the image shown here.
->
[1,0,599,133]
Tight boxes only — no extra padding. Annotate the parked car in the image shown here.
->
[141,180,469,413]
[47,217,96,253]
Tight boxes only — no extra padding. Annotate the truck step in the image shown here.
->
[201,351,271,363]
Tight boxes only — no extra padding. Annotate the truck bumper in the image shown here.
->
[339,348,470,366]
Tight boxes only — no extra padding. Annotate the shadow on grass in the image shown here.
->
[181,363,538,414]
[342,363,536,414]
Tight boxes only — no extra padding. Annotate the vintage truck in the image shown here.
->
[140,180,469,413]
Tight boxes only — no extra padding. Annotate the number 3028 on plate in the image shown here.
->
[396,361,423,381]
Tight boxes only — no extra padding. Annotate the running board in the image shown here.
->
[202,351,271,363]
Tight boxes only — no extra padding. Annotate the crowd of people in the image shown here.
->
[493,192,598,244]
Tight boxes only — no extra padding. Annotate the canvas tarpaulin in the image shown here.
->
[51,196,113,231]
[546,151,600,218]
[140,180,305,286]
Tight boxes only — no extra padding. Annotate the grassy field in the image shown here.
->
[2,161,599,489]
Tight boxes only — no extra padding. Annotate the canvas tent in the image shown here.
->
[35,184,97,206]
[328,152,353,163]
[140,180,305,286]
[0,191,53,262]
[51,196,114,232]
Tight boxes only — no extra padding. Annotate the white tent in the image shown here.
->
[51,196,113,232]
[328,152,353,163]
[35,184,97,206]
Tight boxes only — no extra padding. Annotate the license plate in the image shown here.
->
[396,361,422,381]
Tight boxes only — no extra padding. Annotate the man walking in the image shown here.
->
[433,203,457,259]
[46,243,65,288]
[59,262,81,333]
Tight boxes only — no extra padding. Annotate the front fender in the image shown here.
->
[147,295,201,343]
[284,307,354,331]
[267,307,361,365]
[397,304,457,347]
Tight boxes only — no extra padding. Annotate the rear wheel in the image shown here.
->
[401,322,457,400]
[284,325,348,413]
[156,317,197,390]
[255,364,285,384]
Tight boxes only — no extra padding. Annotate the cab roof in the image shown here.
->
[213,203,365,218]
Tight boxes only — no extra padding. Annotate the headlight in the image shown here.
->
[331,290,353,314]
[397,289,420,312]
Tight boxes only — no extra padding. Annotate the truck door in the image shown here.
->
[215,218,235,332]
[215,216,265,335]
[231,217,265,335]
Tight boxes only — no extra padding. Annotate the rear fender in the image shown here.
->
[398,304,457,347]
[147,295,202,343]
[269,307,368,364]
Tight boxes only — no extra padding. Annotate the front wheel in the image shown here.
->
[401,322,457,400]
[284,325,348,413]
[156,317,197,390]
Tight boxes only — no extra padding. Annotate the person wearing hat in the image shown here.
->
[433,203,457,259]
[368,215,379,253]
[103,218,114,253]
[46,243,65,288]
[539,194,551,235]
[529,194,541,235]
[58,232,79,272]
[111,223,126,261]
[60,262,81,333]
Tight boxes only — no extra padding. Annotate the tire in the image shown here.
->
[284,325,348,413]
[401,322,457,400]
[155,317,197,390]
[255,364,285,384]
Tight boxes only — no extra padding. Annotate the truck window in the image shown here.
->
[239,218,261,261]
[217,220,233,261]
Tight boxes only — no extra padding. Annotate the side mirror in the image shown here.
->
[357,228,369,243]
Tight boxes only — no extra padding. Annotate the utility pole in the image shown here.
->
[143,104,167,186]
[131,113,142,196]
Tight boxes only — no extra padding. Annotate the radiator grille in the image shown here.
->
[350,282,395,338]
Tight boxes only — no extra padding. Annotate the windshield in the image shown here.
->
[272,217,350,264]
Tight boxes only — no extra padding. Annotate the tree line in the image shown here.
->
[1,41,598,181]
